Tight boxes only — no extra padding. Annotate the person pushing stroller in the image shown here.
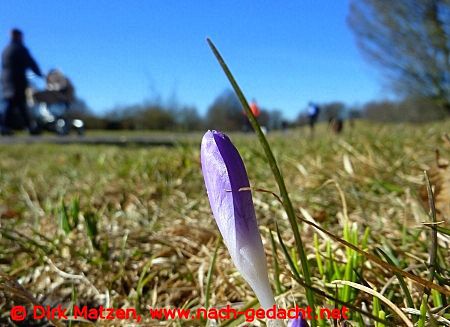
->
[1,28,43,135]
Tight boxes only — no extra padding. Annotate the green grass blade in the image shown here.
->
[424,172,438,289]
[83,211,99,250]
[325,241,332,281]
[376,248,415,310]
[59,200,71,235]
[70,196,80,227]
[135,259,154,308]
[417,297,427,327]
[269,231,283,295]
[377,310,386,327]
[207,38,316,322]
[205,237,221,308]
[430,289,442,308]
[314,233,324,277]
[435,225,450,235]
[275,223,302,282]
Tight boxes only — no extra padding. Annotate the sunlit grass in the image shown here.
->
[1,120,449,325]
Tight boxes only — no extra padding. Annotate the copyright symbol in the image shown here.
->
[10,305,26,322]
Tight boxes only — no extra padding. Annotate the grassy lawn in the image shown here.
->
[1,121,449,326]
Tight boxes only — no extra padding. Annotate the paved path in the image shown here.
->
[0,135,180,146]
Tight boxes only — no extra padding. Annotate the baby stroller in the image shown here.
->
[27,69,85,135]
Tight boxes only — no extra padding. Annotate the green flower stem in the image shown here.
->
[207,38,316,322]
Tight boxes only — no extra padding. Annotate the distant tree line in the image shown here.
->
[296,96,447,125]
[73,89,287,131]
[71,90,448,132]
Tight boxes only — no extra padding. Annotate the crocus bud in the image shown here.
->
[200,130,275,309]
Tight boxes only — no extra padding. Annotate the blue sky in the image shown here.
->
[1,1,382,119]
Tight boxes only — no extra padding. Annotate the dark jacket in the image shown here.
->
[1,41,42,99]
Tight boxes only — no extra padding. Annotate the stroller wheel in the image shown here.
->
[55,118,70,135]
[72,119,85,136]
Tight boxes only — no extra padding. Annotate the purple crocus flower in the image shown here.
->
[200,130,275,309]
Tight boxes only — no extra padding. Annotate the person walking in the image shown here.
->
[243,98,261,132]
[307,102,320,136]
[1,28,43,135]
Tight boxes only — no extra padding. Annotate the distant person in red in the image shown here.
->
[243,98,261,132]
[249,99,261,117]
[1,28,43,135]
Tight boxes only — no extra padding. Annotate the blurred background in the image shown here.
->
[2,0,448,132]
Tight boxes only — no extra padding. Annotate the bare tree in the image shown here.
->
[348,0,450,111]
[206,90,243,131]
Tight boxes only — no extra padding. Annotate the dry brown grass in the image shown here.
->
[0,121,449,326]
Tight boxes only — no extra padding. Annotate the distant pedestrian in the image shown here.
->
[249,99,261,118]
[307,102,320,135]
[1,28,43,135]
